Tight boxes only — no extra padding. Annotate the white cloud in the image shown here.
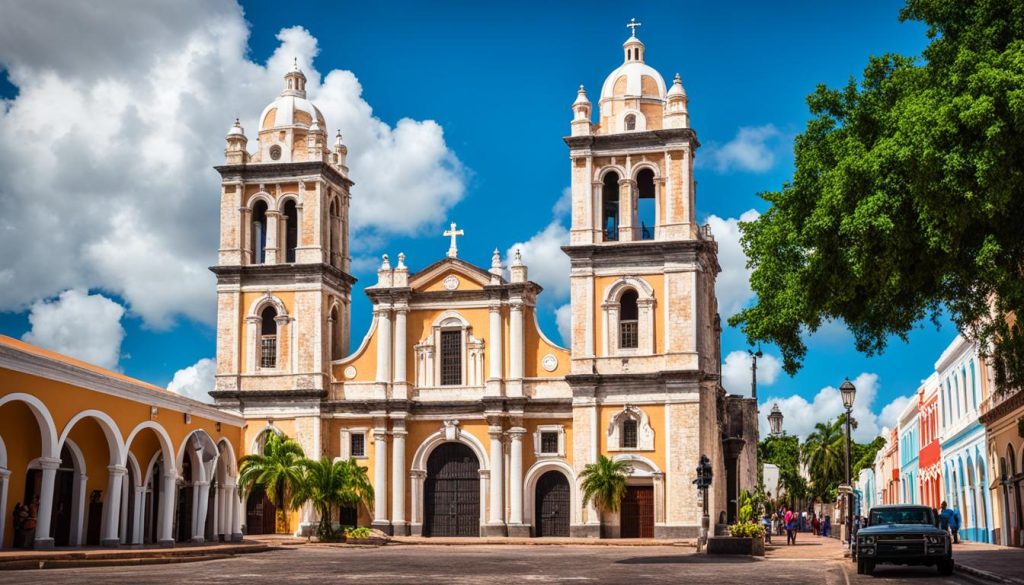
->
[167,357,216,404]
[703,125,783,173]
[707,209,760,317]
[506,221,570,302]
[552,187,572,218]
[759,372,911,443]
[721,350,782,397]
[555,303,572,347]
[0,2,465,328]
[21,289,126,370]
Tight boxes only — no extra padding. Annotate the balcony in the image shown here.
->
[979,386,1021,420]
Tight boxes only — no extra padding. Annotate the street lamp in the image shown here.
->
[840,378,857,551]
[748,346,763,400]
[768,403,784,437]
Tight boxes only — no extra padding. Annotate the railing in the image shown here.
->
[979,386,1020,417]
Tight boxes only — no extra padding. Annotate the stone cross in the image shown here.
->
[444,222,464,258]
[627,18,642,37]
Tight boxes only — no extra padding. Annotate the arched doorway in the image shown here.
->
[144,455,164,544]
[423,443,479,537]
[245,485,277,535]
[175,455,193,543]
[534,471,570,537]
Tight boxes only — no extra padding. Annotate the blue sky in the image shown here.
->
[0,0,955,438]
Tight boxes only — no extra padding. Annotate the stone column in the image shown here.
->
[227,483,243,541]
[193,480,210,543]
[394,307,407,383]
[132,486,145,545]
[216,483,228,540]
[33,457,61,550]
[618,178,635,242]
[158,472,176,546]
[371,428,390,534]
[508,302,524,397]
[485,426,506,535]
[507,427,528,536]
[264,209,280,264]
[101,464,127,546]
[391,419,408,535]
[0,468,9,550]
[409,470,425,536]
[375,308,392,384]
[486,303,503,396]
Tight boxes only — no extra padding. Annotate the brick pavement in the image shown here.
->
[951,542,1024,585]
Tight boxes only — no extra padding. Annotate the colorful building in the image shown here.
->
[937,335,993,542]
[980,347,1024,547]
[879,427,900,505]
[918,373,942,509]
[0,337,244,549]
[898,395,920,504]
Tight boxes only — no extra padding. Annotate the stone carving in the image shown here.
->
[443,275,460,291]
[542,353,558,372]
[343,365,357,379]
[442,418,461,441]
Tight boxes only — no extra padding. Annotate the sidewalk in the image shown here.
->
[953,542,1024,585]
[764,533,845,560]
[0,540,275,570]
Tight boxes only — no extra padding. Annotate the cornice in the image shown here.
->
[564,128,700,151]
[210,261,357,287]
[214,160,353,189]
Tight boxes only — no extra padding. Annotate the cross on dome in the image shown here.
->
[444,222,465,258]
[627,18,642,38]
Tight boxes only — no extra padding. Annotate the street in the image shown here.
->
[0,544,979,585]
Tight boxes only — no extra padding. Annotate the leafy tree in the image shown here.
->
[802,420,846,494]
[291,457,374,540]
[238,432,307,533]
[853,436,887,477]
[579,455,630,537]
[729,0,1024,393]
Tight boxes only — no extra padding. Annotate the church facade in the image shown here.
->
[212,28,757,538]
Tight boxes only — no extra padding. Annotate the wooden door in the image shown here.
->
[620,486,654,538]
[245,486,277,535]
[424,443,480,537]
[535,471,570,537]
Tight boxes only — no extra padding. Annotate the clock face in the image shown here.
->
[542,354,558,372]
[344,366,357,379]
[443,275,460,291]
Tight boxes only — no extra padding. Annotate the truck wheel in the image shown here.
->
[856,559,865,575]
[864,561,874,576]
[938,558,954,576]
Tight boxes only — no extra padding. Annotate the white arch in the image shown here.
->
[523,460,577,528]
[612,453,662,477]
[631,162,661,181]
[176,429,219,483]
[617,109,647,133]
[602,276,656,304]
[0,434,6,469]
[595,165,628,182]
[125,451,142,487]
[410,429,490,471]
[124,420,177,478]
[249,424,284,455]
[248,192,275,211]
[58,409,127,467]
[246,292,289,318]
[0,392,59,459]
[431,310,470,330]
[216,437,238,480]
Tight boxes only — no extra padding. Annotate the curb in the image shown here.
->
[956,562,1024,585]
[0,544,279,571]
[388,539,697,547]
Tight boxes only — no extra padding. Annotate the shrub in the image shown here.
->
[728,522,765,538]
[345,527,373,539]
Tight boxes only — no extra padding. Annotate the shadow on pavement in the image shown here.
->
[863,566,945,580]
[616,555,757,565]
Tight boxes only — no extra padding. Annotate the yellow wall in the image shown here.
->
[597,404,665,472]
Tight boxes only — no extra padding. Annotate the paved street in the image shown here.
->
[0,544,980,585]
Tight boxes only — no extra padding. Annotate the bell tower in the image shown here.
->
[210,64,356,432]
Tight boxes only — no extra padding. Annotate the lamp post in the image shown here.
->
[840,378,857,551]
[748,346,763,400]
[768,404,784,437]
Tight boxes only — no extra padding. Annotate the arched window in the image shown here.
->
[622,419,638,449]
[330,305,343,361]
[440,329,462,386]
[329,197,341,268]
[636,168,655,240]
[969,361,978,409]
[260,306,277,369]
[624,113,636,131]
[602,172,620,242]
[619,290,639,349]
[283,199,298,263]
[252,200,268,264]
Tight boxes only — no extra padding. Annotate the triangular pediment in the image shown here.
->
[408,257,499,292]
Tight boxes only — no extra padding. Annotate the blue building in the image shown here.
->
[898,395,920,504]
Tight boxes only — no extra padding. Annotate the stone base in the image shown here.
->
[371,520,393,536]
[481,524,508,537]
[391,521,410,537]
[570,524,600,538]
[190,536,206,544]
[100,538,121,547]
[506,524,531,538]
[33,537,55,550]
[410,523,423,537]
[231,533,244,542]
[158,539,175,548]
[654,525,700,539]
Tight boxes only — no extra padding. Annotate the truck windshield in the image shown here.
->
[870,508,934,525]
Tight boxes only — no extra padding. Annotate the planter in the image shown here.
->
[706,536,765,556]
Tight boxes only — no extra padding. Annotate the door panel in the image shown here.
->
[535,471,570,537]
[620,486,654,538]
[424,443,480,537]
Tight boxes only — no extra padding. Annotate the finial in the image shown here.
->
[627,18,642,38]
[579,84,585,92]
[380,253,391,270]
[397,252,406,269]
[444,222,465,259]
[292,57,300,71]
[491,248,501,269]
[513,248,523,266]
[674,73,681,84]
[234,117,241,127]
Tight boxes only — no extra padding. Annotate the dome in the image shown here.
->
[599,61,667,102]
[259,94,325,132]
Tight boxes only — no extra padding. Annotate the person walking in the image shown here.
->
[950,506,962,544]
[762,513,773,544]
[822,515,831,538]
[812,514,820,536]
[784,508,797,545]
[938,501,957,542]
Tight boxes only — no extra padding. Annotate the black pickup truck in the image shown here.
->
[855,505,953,576]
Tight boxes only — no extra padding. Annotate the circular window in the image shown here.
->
[269,145,282,160]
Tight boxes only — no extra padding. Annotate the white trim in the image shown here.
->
[58,409,127,467]
[410,428,490,471]
[0,435,6,469]
[612,453,662,476]
[607,405,655,451]
[0,391,59,459]
[125,421,178,477]
[523,460,577,529]
[533,425,566,458]
[249,425,284,455]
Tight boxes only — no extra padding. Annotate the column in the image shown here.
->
[101,464,127,546]
[0,468,9,550]
[371,428,390,533]
[391,419,408,535]
[486,426,506,535]
[409,470,425,535]
[216,483,228,540]
[393,307,408,396]
[508,427,527,536]
[488,304,503,380]
[618,178,635,242]
[264,209,280,264]
[33,457,61,550]
[509,302,524,397]
[375,308,392,384]
[158,472,176,546]
[231,484,244,541]
[193,480,210,543]
[132,486,145,545]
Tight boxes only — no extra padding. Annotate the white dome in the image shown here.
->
[599,61,667,102]
[259,94,325,131]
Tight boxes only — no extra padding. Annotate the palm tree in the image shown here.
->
[801,420,845,509]
[291,457,374,540]
[579,455,630,537]
[238,432,307,533]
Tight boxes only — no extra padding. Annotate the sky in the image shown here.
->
[0,0,957,441]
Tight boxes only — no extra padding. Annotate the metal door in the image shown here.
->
[423,443,480,537]
[620,486,654,538]
[534,470,570,537]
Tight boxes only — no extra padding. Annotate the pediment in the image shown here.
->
[408,257,499,292]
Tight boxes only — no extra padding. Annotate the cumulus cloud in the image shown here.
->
[552,187,572,218]
[721,349,782,397]
[0,1,465,328]
[703,125,784,173]
[167,357,216,403]
[21,289,126,370]
[506,221,570,302]
[707,209,760,317]
[759,372,911,443]
[555,303,572,347]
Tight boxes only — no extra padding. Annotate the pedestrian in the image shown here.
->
[950,506,961,544]
[823,515,831,538]
[938,501,956,542]
[784,508,797,545]
[12,502,24,548]
[762,513,773,544]
[812,514,820,536]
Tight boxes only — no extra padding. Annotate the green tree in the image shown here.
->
[579,455,630,537]
[238,432,307,533]
[852,435,887,477]
[801,420,845,498]
[291,457,374,540]
[729,0,1024,393]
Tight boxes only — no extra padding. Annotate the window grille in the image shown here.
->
[622,419,638,449]
[440,330,462,386]
[260,336,277,368]
[350,433,366,458]
[620,321,638,349]
[540,432,559,455]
